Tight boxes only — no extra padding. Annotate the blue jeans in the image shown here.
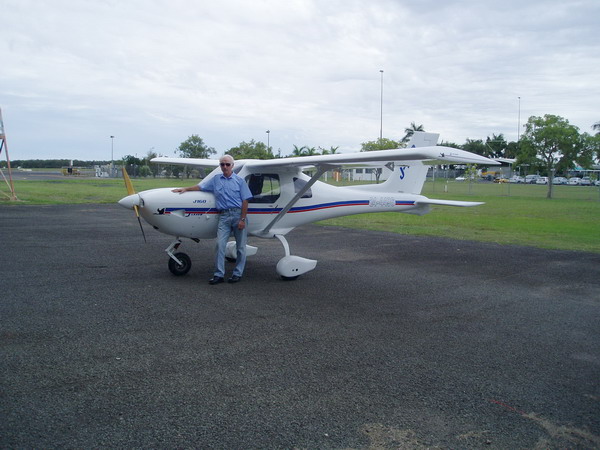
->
[215,208,247,278]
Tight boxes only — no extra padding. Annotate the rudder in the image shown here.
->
[381,161,429,194]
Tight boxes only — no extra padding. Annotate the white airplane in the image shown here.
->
[119,132,498,280]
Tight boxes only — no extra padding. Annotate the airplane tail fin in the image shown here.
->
[380,161,429,194]
[379,132,440,194]
[405,132,440,148]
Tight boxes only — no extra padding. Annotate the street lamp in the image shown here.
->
[379,70,384,145]
[517,96,521,142]
[266,130,270,152]
[110,135,115,177]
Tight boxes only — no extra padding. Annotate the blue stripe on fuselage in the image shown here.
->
[163,200,415,216]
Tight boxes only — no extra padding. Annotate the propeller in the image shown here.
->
[121,168,147,243]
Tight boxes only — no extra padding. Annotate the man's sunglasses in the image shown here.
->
[220,163,232,167]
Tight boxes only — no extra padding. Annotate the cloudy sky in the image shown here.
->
[1,0,599,161]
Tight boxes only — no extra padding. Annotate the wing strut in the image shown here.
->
[260,164,333,236]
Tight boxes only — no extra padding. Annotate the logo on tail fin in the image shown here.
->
[398,165,408,180]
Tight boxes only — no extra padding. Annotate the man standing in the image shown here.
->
[172,155,253,284]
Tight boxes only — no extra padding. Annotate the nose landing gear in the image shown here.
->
[166,239,192,276]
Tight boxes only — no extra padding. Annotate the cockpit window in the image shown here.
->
[293,177,312,198]
[245,174,281,203]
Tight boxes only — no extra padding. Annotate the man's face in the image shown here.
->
[220,159,233,176]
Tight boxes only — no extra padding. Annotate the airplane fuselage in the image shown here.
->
[125,165,428,240]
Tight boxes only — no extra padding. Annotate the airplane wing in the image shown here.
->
[243,145,499,171]
[150,157,220,169]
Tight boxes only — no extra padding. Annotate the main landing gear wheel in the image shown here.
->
[280,275,299,281]
[168,252,192,276]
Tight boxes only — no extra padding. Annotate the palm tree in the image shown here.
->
[291,145,307,157]
[402,122,425,143]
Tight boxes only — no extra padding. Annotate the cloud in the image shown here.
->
[1,0,599,160]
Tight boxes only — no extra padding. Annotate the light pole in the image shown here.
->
[517,96,521,142]
[266,130,270,152]
[110,135,115,177]
[379,70,384,146]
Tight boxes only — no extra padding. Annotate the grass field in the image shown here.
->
[2,176,599,253]
[323,182,600,253]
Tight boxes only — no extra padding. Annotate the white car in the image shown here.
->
[536,177,548,185]
[509,176,524,183]
[580,177,592,186]
[552,176,568,185]
[525,175,540,184]
[568,177,581,185]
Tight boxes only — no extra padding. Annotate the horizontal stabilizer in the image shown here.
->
[416,198,485,207]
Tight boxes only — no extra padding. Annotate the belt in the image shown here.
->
[218,207,241,213]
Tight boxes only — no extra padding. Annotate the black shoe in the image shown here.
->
[209,276,224,285]
[227,275,242,283]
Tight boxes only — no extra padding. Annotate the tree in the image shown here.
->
[580,132,600,166]
[122,154,142,176]
[593,121,600,136]
[402,122,425,143]
[319,146,339,155]
[178,135,216,159]
[439,140,461,149]
[227,140,273,160]
[360,138,400,152]
[485,134,508,158]
[504,141,520,159]
[177,135,216,178]
[520,114,582,199]
[145,149,159,177]
[291,145,307,157]
[360,138,400,182]
[461,138,486,156]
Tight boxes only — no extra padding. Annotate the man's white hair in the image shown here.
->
[220,155,234,164]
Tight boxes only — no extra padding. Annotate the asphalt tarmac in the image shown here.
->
[1,204,599,448]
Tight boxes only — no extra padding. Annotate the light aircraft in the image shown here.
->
[119,132,498,280]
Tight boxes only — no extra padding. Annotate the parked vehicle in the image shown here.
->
[525,175,540,184]
[568,177,581,185]
[552,176,568,185]
[580,177,592,186]
[494,177,509,183]
[536,177,548,185]
[509,176,524,183]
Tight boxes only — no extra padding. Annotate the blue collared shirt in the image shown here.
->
[200,172,252,210]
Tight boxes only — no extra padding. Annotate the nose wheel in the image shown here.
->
[166,239,192,276]
[168,252,191,276]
